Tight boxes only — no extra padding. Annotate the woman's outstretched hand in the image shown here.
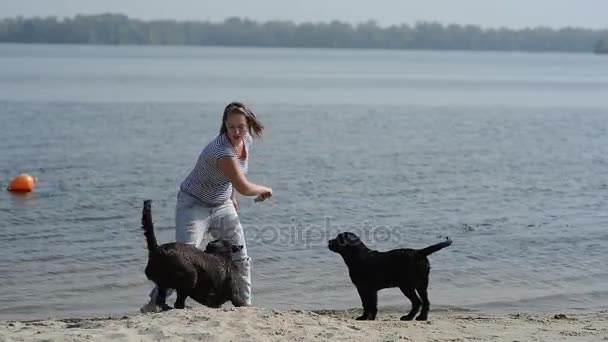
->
[254,188,273,202]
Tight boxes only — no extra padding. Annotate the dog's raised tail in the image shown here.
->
[142,200,159,256]
[417,237,452,258]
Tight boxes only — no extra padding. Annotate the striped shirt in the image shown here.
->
[180,133,252,205]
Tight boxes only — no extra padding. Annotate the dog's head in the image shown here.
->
[328,232,366,256]
[204,239,243,259]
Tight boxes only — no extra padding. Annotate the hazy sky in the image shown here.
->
[1,0,606,29]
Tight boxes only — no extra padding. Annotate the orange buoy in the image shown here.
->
[7,173,37,192]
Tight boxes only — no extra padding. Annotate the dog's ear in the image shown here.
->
[338,232,360,245]
[231,245,244,253]
[346,232,360,243]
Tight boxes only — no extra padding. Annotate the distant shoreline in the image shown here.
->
[1,13,606,54]
[0,41,600,55]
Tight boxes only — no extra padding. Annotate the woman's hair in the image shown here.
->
[219,101,264,138]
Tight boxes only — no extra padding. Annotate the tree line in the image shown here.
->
[0,13,606,53]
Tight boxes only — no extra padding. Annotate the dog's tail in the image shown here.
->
[417,237,452,258]
[142,200,159,256]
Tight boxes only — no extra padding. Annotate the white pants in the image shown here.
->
[149,190,252,305]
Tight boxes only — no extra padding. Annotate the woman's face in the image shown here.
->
[225,112,248,144]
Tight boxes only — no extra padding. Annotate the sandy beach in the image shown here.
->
[1,307,606,342]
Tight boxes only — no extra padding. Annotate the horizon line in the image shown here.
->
[2,12,607,32]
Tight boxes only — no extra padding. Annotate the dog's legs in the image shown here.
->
[415,278,430,321]
[155,287,173,311]
[356,287,378,320]
[230,281,248,307]
[174,291,187,309]
[399,286,421,321]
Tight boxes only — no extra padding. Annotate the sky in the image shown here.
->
[0,0,606,30]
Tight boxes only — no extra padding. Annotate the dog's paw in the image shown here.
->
[415,315,428,321]
[160,304,174,312]
[400,315,415,321]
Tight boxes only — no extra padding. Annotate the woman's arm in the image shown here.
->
[217,157,272,197]
[231,188,239,212]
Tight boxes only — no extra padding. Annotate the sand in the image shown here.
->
[1,307,607,342]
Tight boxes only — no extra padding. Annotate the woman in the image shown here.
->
[141,101,272,312]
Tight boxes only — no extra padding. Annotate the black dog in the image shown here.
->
[141,200,246,311]
[328,232,452,321]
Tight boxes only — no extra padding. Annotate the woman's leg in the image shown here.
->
[209,201,252,306]
[175,190,212,246]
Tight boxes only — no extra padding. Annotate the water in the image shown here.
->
[0,44,607,320]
